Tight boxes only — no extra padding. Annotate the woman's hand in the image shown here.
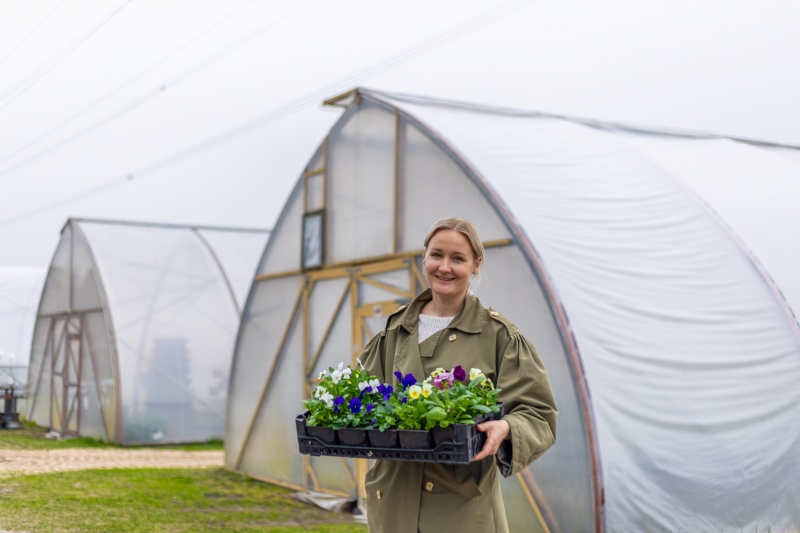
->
[472,419,510,462]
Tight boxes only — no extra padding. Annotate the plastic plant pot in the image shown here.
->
[367,429,399,448]
[306,424,337,445]
[337,427,368,447]
[431,425,457,447]
[398,429,433,449]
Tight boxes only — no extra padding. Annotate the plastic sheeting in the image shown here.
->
[27,219,268,445]
[376,92,800,532]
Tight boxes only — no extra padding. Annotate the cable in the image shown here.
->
[0,0,67,70]
[0,0,535,229]
[0,0,132,112]
[0,0,317,177]
[0,0,261,167]
[0,0,28,34]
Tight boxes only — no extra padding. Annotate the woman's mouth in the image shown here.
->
[435,275,455,282]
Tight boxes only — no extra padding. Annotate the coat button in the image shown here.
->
[425,481,434,492]
[448,334,456,342]
[490,311,499,316]
[376,490,382,500]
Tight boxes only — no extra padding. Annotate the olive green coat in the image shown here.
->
[361,289,558,533]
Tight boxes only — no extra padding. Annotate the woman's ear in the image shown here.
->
[473,256,483,274]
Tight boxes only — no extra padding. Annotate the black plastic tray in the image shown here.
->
[295,403,504,464]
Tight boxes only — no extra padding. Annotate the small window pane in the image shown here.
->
[306,174,324,212]
[302,212,324,270]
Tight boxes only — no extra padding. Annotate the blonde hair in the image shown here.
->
[423,217,485,292]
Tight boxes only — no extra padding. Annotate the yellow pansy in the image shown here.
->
[421,382,433,398]
[408,385,422,399]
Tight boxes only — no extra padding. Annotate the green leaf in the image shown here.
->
[426,407,447,421]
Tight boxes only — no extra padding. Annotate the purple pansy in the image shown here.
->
[393,371,416,389]
[401,397,408,404]
[453,365,466,382]
[349,397,362,414]
[334,396,345,413]
[366,403,374,413]
[433,371,455,390]
[377,383,393,401]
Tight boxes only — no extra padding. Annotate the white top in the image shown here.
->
[418,314,454,343]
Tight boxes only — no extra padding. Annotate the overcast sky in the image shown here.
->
[0,0,798,268]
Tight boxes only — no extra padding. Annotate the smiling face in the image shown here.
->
[423,229,482,302]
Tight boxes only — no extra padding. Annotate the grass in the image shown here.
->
[0,422,224,451]
[0,467,366,533]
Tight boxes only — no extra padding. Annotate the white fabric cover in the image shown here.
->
[376,94,800,532]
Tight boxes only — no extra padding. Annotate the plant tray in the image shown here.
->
[296,403,504,465]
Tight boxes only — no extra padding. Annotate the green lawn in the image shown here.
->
[0,467,366,533]
[0,423,223,451]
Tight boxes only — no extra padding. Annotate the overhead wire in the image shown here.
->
[0,0,535,229]
[0,0,67,70]
[0,0,28,34]
[0,0,263,168]
[0,0,132,113]
[0,0,317,177]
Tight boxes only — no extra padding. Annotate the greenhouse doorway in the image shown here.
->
[31,311,105,438]
[301,256,424,505]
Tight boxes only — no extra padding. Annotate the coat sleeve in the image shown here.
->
[495,333,558,477]
[360,329,387,380]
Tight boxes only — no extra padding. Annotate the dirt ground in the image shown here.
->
[0,448,223,477]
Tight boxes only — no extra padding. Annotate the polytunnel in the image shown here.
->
[27,218,269,445]
[0,267,45,390]
[225,88,800,533]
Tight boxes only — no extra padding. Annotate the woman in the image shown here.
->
[361,217,558,533]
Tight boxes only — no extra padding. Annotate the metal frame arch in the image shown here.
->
[190,228,241,315]
[71,220,123,444]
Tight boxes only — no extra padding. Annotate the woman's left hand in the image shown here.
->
[472,419,510,462]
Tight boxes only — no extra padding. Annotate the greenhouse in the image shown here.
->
[0,267,45,390]
[27,218,269,445]
[225,88,800,533]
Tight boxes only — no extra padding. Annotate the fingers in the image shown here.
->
[472,428,501,462]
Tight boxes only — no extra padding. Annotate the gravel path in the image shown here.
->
[0,449,223,477]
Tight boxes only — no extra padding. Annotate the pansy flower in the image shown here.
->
[433,371,454,390]
[321,392,334,408]
[421,382,433,398]
[408,385,422,399]
[393,371,416,389]
[469,368,484,381]
[349,397,362,414]
[377,383,393,401]
[453,365,466,382]
[366,403,374,413]
[333,396,345,413]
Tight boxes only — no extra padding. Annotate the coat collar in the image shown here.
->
[390,289,484,334]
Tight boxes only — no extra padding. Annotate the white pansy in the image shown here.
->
[358,381,370,391]
[321,392,334,408]
[342,367,352,378]
[469,368,484,381]
[331,370,343,384]
[337,362,345,371]
[369,378,380,389]
[314,386,326,399]
[318,369,328,379]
